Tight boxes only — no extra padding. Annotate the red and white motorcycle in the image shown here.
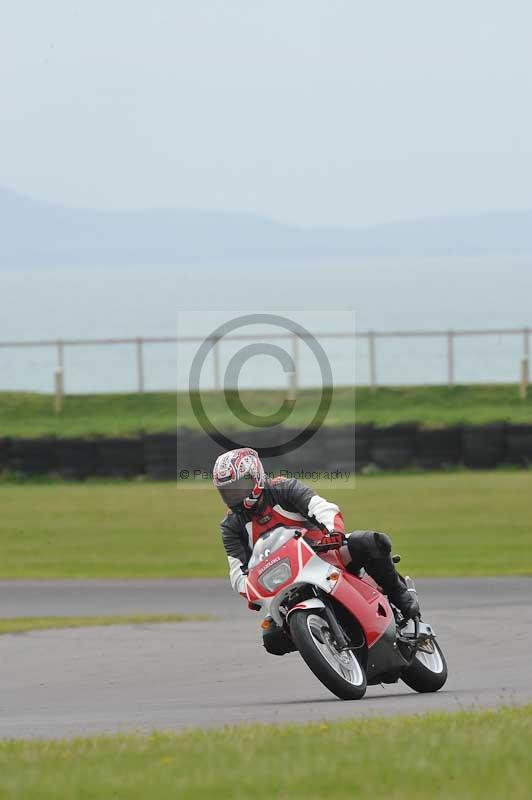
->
[245,526,447,700]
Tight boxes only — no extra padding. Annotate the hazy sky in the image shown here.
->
[1,1,531,226]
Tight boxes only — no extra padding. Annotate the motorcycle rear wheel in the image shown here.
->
[289,610,367,700]
[401,639,448,693]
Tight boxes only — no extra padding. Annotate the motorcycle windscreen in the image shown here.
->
[248,526,298,569]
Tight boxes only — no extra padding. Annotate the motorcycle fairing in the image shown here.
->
[365,617,409,682]
[247,537,341,625]
[285,598,326,619]
[331,571,395,648]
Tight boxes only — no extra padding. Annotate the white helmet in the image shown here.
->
[213,447,266,510]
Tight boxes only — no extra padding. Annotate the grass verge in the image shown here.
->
[0,706,530,799]
[1,383,532,437]
[0,614,211,635]
[0,471,531,577]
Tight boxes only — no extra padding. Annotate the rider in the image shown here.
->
[213,447,419,622]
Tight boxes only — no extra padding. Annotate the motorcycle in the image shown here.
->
[245,525,448,700]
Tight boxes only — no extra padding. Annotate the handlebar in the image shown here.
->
[283,527,346,552]
[310,532,347,552]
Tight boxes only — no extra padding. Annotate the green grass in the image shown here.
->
[0,706,530,799]
[1,471,531,578]
[1,384,532,437]
[0,614,210,635]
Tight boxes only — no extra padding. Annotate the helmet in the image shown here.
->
[213,447,266,510]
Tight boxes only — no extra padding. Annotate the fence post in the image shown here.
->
[447,331,455,387]
[520,358,529,400]
[368,332,377,392]
[212,337,221,391]
[519,328,530,400]
[136,338,145,394]
[287,333,299,401]
[57,339,64,393]
[54,368,64,413]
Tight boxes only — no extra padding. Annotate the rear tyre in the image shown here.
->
[401,639,448,693]
[289,610,367,700]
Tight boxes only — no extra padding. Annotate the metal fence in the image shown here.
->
[0,326,530,395]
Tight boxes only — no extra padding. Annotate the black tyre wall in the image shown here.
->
[0,438,11,472]
[505,424,532,465]
[3,422,532,478]
[416,426,463,469]
[354,424,373,472]
[54,438,100,479]
[96,437,144,477]
[281,425,357,475]
[463,424,506,468]
[10,438,56,476]
[144,434,178,480]
[371,424,418,470]
[319,425,356,475]
[184,431,225,476]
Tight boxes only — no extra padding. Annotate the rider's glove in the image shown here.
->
[326,532,345,547]
[314,532,345,551]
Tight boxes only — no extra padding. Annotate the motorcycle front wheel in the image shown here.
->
[289,610,367,700]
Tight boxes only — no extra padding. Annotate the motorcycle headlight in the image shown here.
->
[259,559,292,592]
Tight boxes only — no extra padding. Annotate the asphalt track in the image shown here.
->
[0,578,531,739]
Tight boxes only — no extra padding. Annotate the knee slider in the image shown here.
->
[347,530,392,563]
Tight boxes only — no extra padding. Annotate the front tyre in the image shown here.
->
[401,639,448,693]
[289,611,367,700]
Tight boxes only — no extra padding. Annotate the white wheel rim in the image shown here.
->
[415,640,444,673]
[306,614,364,686]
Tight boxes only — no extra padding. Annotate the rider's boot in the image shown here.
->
[366,556,419,619]
[346,531,420,619]
[365,556,420,619]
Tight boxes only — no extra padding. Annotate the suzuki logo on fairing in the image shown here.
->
[258,555,281,575]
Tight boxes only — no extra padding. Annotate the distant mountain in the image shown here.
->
[0,186,531,267]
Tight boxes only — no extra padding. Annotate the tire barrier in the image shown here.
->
[183,431,225,476]
[280,431,321,474]
[416,426,463,470]
[504,424,532,465]
[0,424,531,479]
[462,423,506,469]
[371,424,418,470]
[55,438,99,479]
[353,425,373,472]
[306,425,357,475]
[0,438,10,471]
[9,438,56,476]
[96,438,144,478]
[144,434,178,480]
